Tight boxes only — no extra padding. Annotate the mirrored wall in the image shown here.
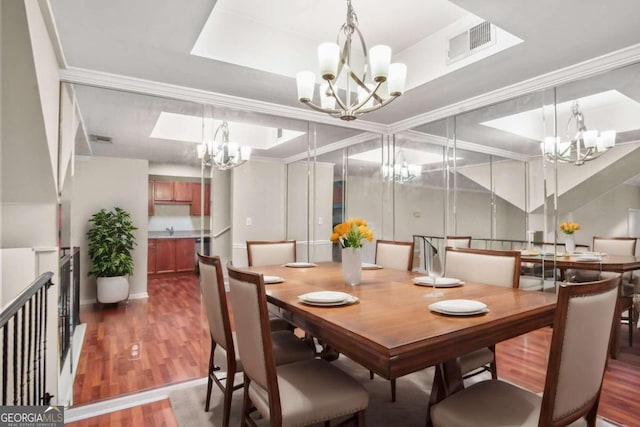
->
[58,59,640,407]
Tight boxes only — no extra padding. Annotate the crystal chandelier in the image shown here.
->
[542,101,616,166]
[295,0,407,121]
[197,121,251,170]
[382,151,422,184]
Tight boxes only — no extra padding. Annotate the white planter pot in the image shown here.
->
[97,276,130,303]
[341,247,362,285]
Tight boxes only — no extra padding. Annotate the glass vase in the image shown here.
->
[565,233,575,253]
[342,247,362,285]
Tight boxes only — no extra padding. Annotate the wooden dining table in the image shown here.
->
[248,262,557,399]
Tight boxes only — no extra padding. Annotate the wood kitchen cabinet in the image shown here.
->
[148,181,155,216]
[191,183,211,216]
[175,238,196,272]
[147,239,157,273]
[153,180,192,203]
[148,238,195,275]
[155,239,176,274]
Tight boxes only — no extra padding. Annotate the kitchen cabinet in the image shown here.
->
[153,180,192,203]
[148,181,155,216]
[190,183,211,216]
[175,238,196,272]
[155,239,176,274]
[147,239,157,273]
[148,238,195,274]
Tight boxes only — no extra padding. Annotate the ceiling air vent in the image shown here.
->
[90,134,113,144]
[447,21,495,64]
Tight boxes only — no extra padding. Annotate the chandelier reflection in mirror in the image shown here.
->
[197,121,251,170]
[542,101,616,166]
[382,151,422,184]
[295,0,407,121]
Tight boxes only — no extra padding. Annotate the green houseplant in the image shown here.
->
[87,207,137,303]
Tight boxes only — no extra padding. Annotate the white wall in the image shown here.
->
[231,159,286,266]
[72,156,149,303]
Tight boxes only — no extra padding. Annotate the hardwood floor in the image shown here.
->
[69,274,640,426]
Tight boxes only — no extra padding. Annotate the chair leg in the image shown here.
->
[369,370,374,380]
[205,340,216,411]
[356,409,366,426]
[629,307,633,347]
[240,377,251,427]
[489,345,498,379]
[391,379,396,402]
[222,365,236,427]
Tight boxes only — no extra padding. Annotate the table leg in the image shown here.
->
[426,359,464,427]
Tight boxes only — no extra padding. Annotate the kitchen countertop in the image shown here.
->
[148,230,210,239]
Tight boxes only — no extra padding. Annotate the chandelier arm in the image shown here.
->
[326,79,350,112]
[354,93,399,115]
[300,98,342,115]
[350,80,383,112]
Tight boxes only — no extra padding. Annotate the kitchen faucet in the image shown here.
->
[166,226,174,236]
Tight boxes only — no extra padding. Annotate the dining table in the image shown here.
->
[247,261,557,403]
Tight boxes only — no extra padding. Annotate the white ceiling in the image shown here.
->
[49,0,640,164]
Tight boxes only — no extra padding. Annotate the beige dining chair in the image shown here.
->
[375,239,415,271]
[572,237,637,346]
[445,235,472,249]
[430,277,619,427]
[198,254,314,427]
[227,262,369,427]
[246,240,296,267]
[371,239,415,401]
[440,248,521,377]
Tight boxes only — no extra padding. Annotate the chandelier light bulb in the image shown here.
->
[369,45,391,82]
[296,71,315,102]
[318,42,340,81]
[388,63,407,96]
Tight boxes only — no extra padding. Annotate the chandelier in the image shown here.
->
[542,101,616,166]
[382,151,422,184]
[197,121,251,170]
[295,0,407,121]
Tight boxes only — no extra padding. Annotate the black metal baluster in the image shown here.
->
[20,308,25,405]
[26,299,32,405]
[33,289,40,405]
[2,324,7,405]
[42,285,49,405]
[13,314,18,405]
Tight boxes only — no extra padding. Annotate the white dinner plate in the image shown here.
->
[412,277,462,287]
[361,263,382,270]
[298,296,359,307]
[298,291,352,303]
[283,262,317,268]
[263,275,284,284]
[575,255,602,262]
[428,299,487,315]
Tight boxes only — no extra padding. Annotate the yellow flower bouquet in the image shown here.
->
[559,221,580,235]
[330,218,373,248]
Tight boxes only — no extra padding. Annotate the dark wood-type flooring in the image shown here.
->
[67,274,640,426]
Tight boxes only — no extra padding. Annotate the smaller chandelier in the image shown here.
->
[382,151,422,184]
[197,121,251,170]
[542,101,616,166]
[296,0,407,121]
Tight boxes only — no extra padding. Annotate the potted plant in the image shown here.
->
[87,207,138,303]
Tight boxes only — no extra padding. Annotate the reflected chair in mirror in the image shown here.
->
[371,239,415,401]
[227,263,369,427]
[573,237,637,346]
[445,235,472,249]
[246,240,296,267]
[246,240,298,332]
[375,239,415,271]
[443,248,521,379]
[430,277,619,427]
[198,254,314,427]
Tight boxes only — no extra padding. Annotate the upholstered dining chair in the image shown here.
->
[574,237,637,346]
[430,277,620,427]
[375,239,415,271]
[443,247,521,380]
[227,262,369,427]
[445,235,472,249]
[246,240,296,267]
[371,239,415,401]
[198,254,314,427]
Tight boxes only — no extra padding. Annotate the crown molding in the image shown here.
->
[283,132,381,164]
[388,43,640,134]
[59,67,388,134]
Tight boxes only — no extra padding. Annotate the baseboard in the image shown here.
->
[80,292,149,306]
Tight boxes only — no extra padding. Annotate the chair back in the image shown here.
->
[198,254,233,352]
[375,240,414,271]
[444,247,521,288]
[593,237,636,281]
[227,263,282,417]
[539,277,619,426]
[445,235,472,249]
[246,240,296,267]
